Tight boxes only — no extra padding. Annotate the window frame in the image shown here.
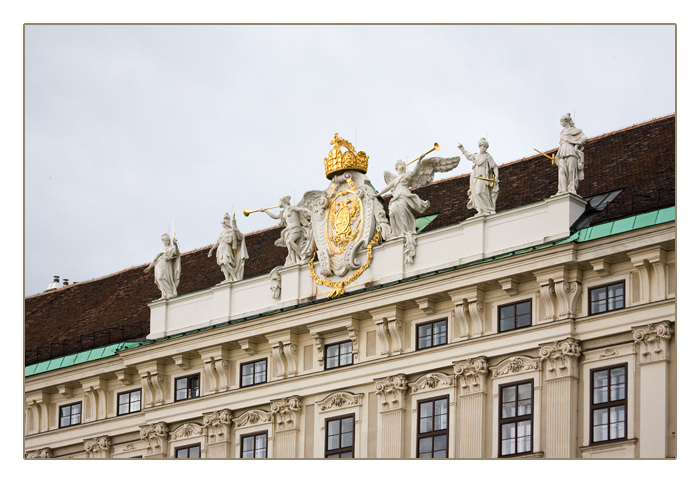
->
[174,373,201,402]
[240,430,268,459]
[497,299,532,333]
[588,280,626,316]
[589,363,628,445]
[324,340,354,371]
[58,401,82,428]
[416,395,450,458]
[240,358,268,388]
[415,318,448,351]
[324,414,355,458]
[116,388,142,416]
[498,379,534,458]
[175,443,201,459]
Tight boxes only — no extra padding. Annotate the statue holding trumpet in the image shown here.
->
[458,137,499,216]
[377,143,460,264]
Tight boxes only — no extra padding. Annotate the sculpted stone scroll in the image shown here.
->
[555,113,587,195]
[458,138,499,216]
[144,233,180,300]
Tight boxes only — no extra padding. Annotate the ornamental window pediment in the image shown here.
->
[408,372,455,394]
[490,356,540,379]
[316,391,364,412]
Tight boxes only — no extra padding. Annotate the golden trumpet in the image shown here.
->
[243,205,280,217]
[403,143,441,168]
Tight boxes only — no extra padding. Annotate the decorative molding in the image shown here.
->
[375,374,408,410]
[25,447,52,459]
[55,384,73,399]
[203,409,233,443]
[599,349,619,359]
[84,435,112,459]
[538,280,556,321]
[284,343,298,375]
[312,333,325,366]
[137,362,166,407]
[415,296,436,315]
[271,395,302,431]
[172,354,192,371]
[453,356,489,395]
[452,301,469,339]
[113,368,135,386]
[238,338,259,356]
[498,277,520,296]
[590,259,611,277]
[386,319,403,355]
[539,338,582,379]
[408,372,455,394]
[633,321,674,363]
[170,422,206,441]
[449,287,484,338]
[554,279,582,319]
[316,391,364,412]
[139,422,169,455]
[629,247,668,303]
[233,409,274,428]
[266,331,299,378]
[25,389,51,434]
[490,356,540,378]
[81,376,108,421]
[375,319,391,356]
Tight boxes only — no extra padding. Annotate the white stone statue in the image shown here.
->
[270,266,281,299]
[144,233,181,300]
[458,138,499,216]
[208,213,249,283]
[262,196,315,266]
[377,154,460,264]
[555,113,587,195]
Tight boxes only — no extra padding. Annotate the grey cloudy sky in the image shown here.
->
[23,24,675,296]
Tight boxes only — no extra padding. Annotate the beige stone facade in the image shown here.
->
[24,199,676,459]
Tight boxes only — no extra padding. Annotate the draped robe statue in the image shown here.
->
[458,138,499,216]
[144,233,181,299]
[208,213,249,282]
[555,113,587,195]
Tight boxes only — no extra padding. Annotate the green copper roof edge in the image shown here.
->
[26,206,675,376]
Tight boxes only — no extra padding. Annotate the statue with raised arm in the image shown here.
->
[144,233,181,299]
[262,195,315,266]
[208,212,248,283]
[458,138,499,216]
[377,153,460,264]
[555,113,587,195]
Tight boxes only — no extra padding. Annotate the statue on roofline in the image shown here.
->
[261,193,322,266]
[458,137,499,216]
[208,212,248,283]
[144,233,181,300]
[555,113,587,195]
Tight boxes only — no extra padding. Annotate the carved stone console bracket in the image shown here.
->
[453,356,489,395]
[629,247,669,303]
[632,321,674,364]
[498,277,520,296]
[265,330,299,378]
[198,345,230,393]
[25,389,51,434]
[139,422,169,456]
[203,409,233,444]
[534,266,582,321]
[84,435,112,459]
[539,338,582,380]
[374,374,408,411]
[137,362,166,408]
[271,395,302,431]
[80,376,108,421]
[448,286,484,338]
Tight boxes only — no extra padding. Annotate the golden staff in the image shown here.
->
[172,217,175,241]
[534,148,556,165]
[474,176,496,186]
[403,143,441,168]
[243,205,280,217]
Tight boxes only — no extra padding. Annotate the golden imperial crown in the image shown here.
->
[324,133,369,179]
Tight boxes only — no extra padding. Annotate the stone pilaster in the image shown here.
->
[203,409,233,458]
[539,338,581,458]
[374,374,408,458]
[453,357,488,458]
[271,396,302,458]
[84,435,112,459]
[633,321,674,458]
[139,422,169,459]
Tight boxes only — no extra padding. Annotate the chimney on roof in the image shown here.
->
[46,275,61,291]
[62,278,69,286]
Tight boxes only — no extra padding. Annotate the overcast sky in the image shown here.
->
[23,24,675,296]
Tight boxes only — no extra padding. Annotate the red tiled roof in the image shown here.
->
[24,115,676,364]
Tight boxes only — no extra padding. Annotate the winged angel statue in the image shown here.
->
[377,153,460,264]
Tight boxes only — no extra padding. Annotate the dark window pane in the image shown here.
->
[501,305,515,319]
[339,451,353,458]
[341,417,353,433]
[502,385,516,402]
[189,446,200,458]
[341,432,353,448]
[418,437,432,455]
[328,419,340,436]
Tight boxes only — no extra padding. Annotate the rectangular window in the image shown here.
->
[175,444,200,459]
[174,374,200,401]
[417,396,449,458]
[589,282,625,315]
[324,340,353,370]
[416,319,448,350]
[241,359,267,387]
[499,381,533,457]
[241,431,268,458]
[58,401,82,428]
[591,364,627,444]
[498,300,532,332]
[117,389,142,416]
[325,414,355,458]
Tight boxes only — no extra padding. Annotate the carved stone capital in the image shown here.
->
[203,409,233,442]
[490,356,540,378]
[316,391,364,412]
[633,321,674,363]
[409,372,455,394]
[25,447,52,459]
[539,338,582,379]
[139,422,169,455]
[84,435,112,459]
[453,356,489,394]
[374,374,408,410]
[271,395,302,431]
